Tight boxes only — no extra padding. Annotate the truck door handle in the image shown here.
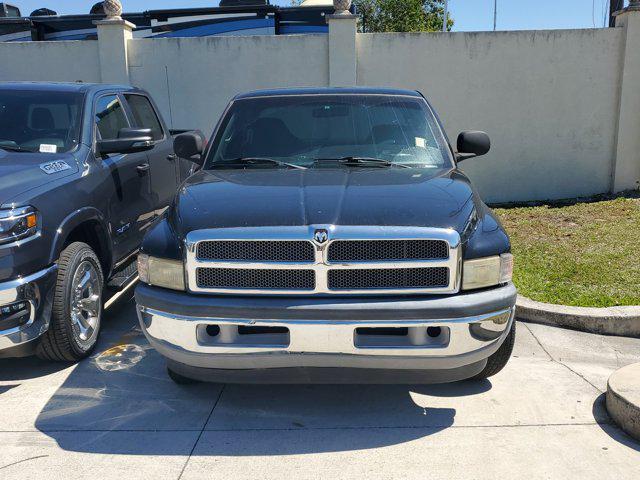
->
[136,163,150,175]
[167,154,177,161]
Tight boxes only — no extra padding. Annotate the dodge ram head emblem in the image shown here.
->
[314,229,329,244]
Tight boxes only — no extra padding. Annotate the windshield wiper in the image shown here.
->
[211,157,306,170]
[0,145,32,153]
[312,156,411,168]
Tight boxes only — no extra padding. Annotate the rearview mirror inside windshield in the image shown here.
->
[312,104,349,118]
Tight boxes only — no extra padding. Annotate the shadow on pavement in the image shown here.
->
[592,393,640,453]
[0,383,19,394]
[0,356,69,382]
[29,298,494,456]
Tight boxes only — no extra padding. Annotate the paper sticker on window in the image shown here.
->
[39,144,58,153]
[415,137,426,148]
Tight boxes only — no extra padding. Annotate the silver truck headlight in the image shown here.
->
[462,253,513,290]
[0,206,39,245]
[137,254,185,291]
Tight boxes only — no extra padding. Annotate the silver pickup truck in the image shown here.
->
[135,87,517,384]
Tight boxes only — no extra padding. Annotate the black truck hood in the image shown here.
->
[172,167,478,237]
[0,150,79,206]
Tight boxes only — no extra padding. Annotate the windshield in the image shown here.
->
[0,89,84,154]
[205,94,453,169]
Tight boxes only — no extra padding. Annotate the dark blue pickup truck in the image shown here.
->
[0,82,195,361]
[135,87,517,384]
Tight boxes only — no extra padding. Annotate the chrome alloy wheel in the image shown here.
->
[70,260,102,347]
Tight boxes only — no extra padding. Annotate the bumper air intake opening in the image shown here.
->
[238,325,289,335]
[197,324,290,348]
[354,326,450,349]
[0,301,31,331]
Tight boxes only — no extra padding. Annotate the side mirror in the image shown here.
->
[97,128,153,155]
[174,132,204,164]
[456,131,490,162]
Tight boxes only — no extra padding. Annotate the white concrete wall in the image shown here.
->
[612,10,640,192]
[127,35,329,135]
[357,29,625,202]
[0,21,635,203]
[0,41,100,83]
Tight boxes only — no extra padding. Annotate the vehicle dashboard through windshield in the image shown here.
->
[0,89,84,154]
[205,94,453,169]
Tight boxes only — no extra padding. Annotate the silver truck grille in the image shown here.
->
[196,268,315,290]
[185,226,461,295]
[197,240,315,262]
[327,239,449,262]
[327,267,449,290]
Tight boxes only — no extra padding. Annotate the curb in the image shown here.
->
[606,363,640,441]
[516,295,640,338]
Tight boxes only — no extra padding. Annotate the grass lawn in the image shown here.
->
[493,193,640,308]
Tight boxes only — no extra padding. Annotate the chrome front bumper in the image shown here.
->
[0,265,57,356]
[136,283,517,373]
[139,307,514,370]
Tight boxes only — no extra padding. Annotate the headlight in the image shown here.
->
[0,206,39,245]
[137,254,185,291]
[462,253,513,290]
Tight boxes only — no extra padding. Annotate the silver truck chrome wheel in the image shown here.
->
[36,242,105,362]
[70,260,102,347]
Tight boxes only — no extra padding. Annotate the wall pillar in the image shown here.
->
[326,14,357,87]
[94,18,135,84]
[612,4,640,192]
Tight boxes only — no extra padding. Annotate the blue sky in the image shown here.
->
[9,0,627,31]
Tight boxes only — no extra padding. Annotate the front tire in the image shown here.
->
[167,366,200,385]
[472,321,516,379]
[37,242,104,362]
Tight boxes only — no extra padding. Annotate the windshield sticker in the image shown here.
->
[39,144,58,153]
[40,160,71,175]
[415,137,426,149]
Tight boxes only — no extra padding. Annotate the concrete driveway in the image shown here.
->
[0,289,639,480]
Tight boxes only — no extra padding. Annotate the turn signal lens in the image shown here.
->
[499,253,514,284]
[137,254,150,284]
[26,213,37,228]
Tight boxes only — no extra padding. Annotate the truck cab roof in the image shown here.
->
[0,81,144,95]
[234,87,423,100]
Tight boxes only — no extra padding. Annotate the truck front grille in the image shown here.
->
[328,267,449,290]
[197,240,315,262]
[196,268,315,290]
[186,227,460,295]
[328,239,449,262]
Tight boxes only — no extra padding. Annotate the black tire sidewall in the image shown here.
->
[56,243,104,357]
[474,321,516,380]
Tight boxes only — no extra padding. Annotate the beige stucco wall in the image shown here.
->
[127,35,329,136]
[0,41,101,83]
[357,29,625,202]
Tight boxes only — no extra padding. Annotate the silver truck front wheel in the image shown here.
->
[70,260,102,348]
[37,242,104,362]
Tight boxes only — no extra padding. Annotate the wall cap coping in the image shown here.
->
[93,18,136,30]
[326,13,358,23]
